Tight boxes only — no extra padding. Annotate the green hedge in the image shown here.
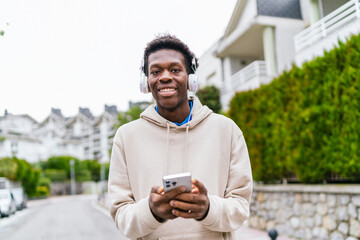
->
[229,34,360,183]
[42,156,102,182]
[44,169,67,182]
[75,169,91,182]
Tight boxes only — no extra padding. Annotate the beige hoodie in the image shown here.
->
[108,97,253,240]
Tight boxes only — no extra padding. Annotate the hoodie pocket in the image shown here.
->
[159,231,224,240]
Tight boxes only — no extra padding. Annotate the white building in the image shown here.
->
[197,0,359,109]
[92,105,119,163]
[63,107,95,160]
[196,41,223,90]
[0,112,41,162]
[0,105,119,163]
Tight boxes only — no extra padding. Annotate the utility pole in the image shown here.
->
[70,159,76,195]
[100,162,105,195]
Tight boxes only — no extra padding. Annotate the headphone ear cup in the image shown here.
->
[188,74,198,92]
[139,73,150,93]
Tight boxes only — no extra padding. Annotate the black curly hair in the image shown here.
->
[143,34,199,76]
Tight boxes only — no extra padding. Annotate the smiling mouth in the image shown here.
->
[158,88,176,92]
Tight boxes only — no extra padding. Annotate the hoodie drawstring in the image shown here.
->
[165,121,170,176]
[184,124,190,173]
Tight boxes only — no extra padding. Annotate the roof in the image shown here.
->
[223,0,247,38]
[79,107,94,120]
[105,105,118,116]
[51,108,65,120]
[223,0,302,38]
[0,113,38,124]
[257,0,302,20]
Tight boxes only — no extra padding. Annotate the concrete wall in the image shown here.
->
[250,184,360,239]
[50,181,106,196]
[257,15,304,75]
[274,18,305,73]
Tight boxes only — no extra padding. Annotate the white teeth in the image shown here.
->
[159,88,175,92]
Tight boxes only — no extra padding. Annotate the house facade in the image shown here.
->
[197,0,359,109]
[0,112,41,162]
[92,105,119,163]
[0,105,119,163]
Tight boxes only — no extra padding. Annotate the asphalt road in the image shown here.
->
[0,194,128,240]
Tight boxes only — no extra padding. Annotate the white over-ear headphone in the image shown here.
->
[139,57,198,94]
[188,57,198,93]
[139,59,150,93]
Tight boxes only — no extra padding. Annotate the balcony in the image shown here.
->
[220,61,272,109]
[295,0,360,52]
[221,61,272,95]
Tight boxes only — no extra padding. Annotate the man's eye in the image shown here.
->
[151,70,160,75]
[172,69,180,73]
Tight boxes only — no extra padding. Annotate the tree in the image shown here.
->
[45,156,77,178]
[196,85,222,113]
[0,157,18,180]
[115,106,142,129]
[0,157,41,196]
[81,159,101,182]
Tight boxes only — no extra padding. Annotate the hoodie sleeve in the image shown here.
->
[108,128,163,239]
[200,123,253,232]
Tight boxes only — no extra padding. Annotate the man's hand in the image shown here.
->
[149,185,186,222]
[170,179,210,220]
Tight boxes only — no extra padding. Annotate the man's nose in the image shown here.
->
[159,70,172,82]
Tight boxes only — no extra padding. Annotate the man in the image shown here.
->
[108,34,253,240]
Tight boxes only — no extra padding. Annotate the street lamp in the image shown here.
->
[100,162,105,195]
[70,159,75,195]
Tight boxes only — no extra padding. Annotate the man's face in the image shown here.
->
[147,49,188,112]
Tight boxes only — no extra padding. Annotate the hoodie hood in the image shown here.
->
[140,96,213,129]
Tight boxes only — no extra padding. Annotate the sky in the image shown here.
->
[0,0,237,122]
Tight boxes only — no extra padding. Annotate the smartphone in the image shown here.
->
[162,172,192,193]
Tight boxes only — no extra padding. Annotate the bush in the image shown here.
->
[75,169,91,182]
[0,157,41,196]
[35,186,50,197]
[229,34,360,183]
[44,169,67,182]
[79,160,100,182]
[38,177,51,191]
[0,157,17,180]
[45,156,78,178]
[103,162,110,180]
[22,168,41,197]
[196,85,222,113]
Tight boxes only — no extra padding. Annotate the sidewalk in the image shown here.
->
[235,226,296,240]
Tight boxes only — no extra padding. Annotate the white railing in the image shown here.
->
[221,61,270,94]
[295,0,360,52]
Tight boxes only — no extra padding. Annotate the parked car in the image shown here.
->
[11,188,27,210]
[0,189,16,217]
